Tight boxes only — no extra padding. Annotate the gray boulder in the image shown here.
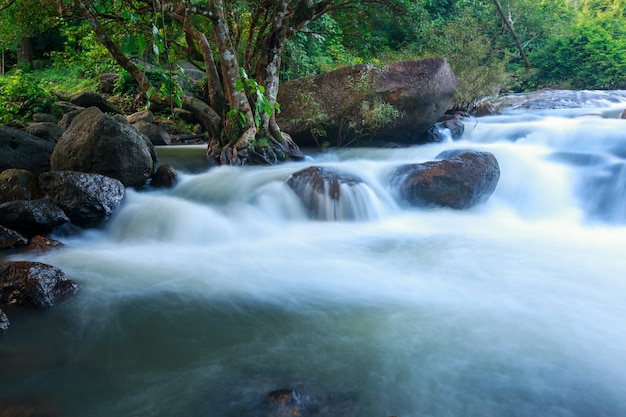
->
[277,58,457,147]
[133,120,171,145]
[0,261,77,308]
[25,122,64,143]
[0,199,69,237]
[50,107,156,188]
[392,150,500,209]
[39,171,125,228]
[0,126,55,174]
[70,91,122,114]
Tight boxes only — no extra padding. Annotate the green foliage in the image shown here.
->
[0,69,56,123]
[362,101,400,130]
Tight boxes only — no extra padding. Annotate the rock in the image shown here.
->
[277,58,457,147]
[150,164,178,188]
[621,109,626,119]
[69,92,122,114]
[26,235,64,253]
[50,107,156,188]
[39,171,125,228]
[0,199,70,237]
[32,112,56,123]
[0,169,41,203]
[0,308,8,332]
[0,405,56,417]
[127,109,154,124]
[424,118,465,142]
[0,261,77,308]
[264,389,318,417]
[55,101,85,114]
[99,72,120,94]
[57,109,84,130]
[286,166,370,220]
[392,151,500,209]
[132,120,171,145]
[24,122,64,143]
[473,101,498,116]
[0,126,55,174]
[0,225,28,250]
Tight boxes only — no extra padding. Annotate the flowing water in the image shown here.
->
[2,90,626,417]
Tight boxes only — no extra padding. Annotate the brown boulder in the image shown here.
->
[26,235,64,253]
[277,58,457,147]
[150,164,178,188]
[50,107,156,188]
[0,169,41,203]
[392,150,500,209]
[0,261,77,308]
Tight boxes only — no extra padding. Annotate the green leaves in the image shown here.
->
[234,68,280,129]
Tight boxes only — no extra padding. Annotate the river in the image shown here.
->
[2,90,626,417]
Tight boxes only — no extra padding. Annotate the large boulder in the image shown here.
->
[391,150,500,209]
[0,199,69,237]
[0,126,55,174]
[0,261,77,308]
[50,107,157,188]
[277,58,457,147]
[286,166,372,220]
[39,171,125,228]
[0,169,41,203]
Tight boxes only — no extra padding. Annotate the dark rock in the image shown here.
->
[0,126,55,174]
[32,113,56,123]
[150,164,178,188]
[473,101,498,117]
[50,107,156,188]
[424,118,465,142]
[26,235,64,253]
[286,166,369,220]
[264,389,318,417]
[132,120,171,145]
[0,261,77,308]
[57,109,84,130]
[39,171,125,228]
[392,151,500,209]
[277,58,457,147]
[127,109,154,124]
[99,72,120,94]
[0,405,56,417]
[0,225,28,250]
[0,169,41,203]
[621,109,626,119]
[69,92,122,114]
[55,101,85,114]
[24,122,64,143]
[4,120,26,129]
[0,308,8,332]
[0,199,69,237]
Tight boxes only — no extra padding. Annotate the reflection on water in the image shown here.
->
[2,91,626,417]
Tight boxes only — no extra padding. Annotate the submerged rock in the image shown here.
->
[286,166,373,220]
[0,199,69,237]
[50,107,156,188]
[392,151,500,209]
[0,308,8,332]
[0,261,77,308]
[26,235,65,253]
[150,164,178,188]
[264,389,319,417]
[39,171,125,228]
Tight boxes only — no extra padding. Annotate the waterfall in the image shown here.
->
[2,90,626,417]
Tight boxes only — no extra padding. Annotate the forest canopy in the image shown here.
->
[1,0,625,162]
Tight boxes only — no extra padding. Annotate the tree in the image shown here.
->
[72,0,406,166]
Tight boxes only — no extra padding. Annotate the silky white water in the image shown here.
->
[2,91,626,417]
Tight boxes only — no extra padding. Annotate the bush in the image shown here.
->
[0,69,57,123]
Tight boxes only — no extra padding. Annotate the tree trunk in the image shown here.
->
[17,37,33,68]
[493,0,531,70]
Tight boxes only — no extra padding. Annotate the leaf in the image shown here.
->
[137,35,148,56]
[153,43,160,57]
[121,35,136,55]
